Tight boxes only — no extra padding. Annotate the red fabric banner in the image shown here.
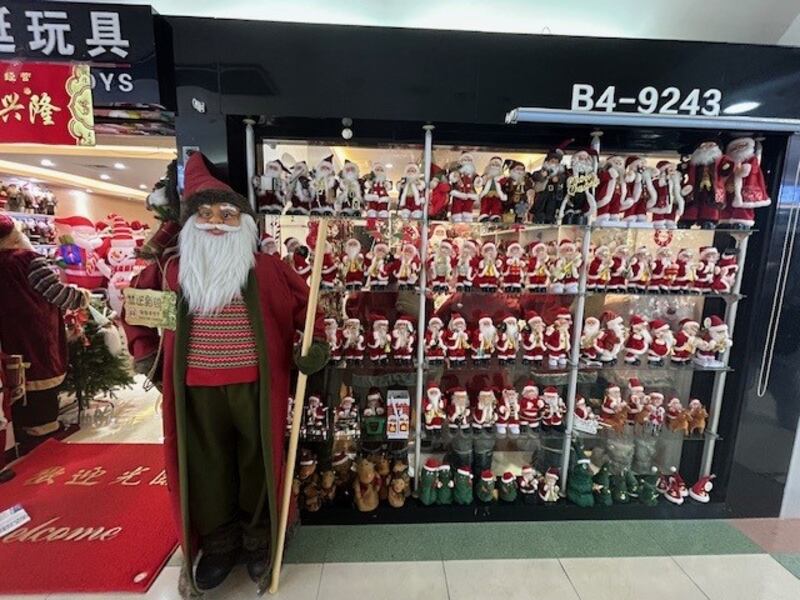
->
[0,439,176,593]
[0,61,95,146]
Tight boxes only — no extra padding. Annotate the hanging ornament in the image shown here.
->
[653,229,673,247]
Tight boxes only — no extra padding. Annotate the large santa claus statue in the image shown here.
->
[718,136,771,229]
[122,153,329,593]
[449,152,481,222]
[681,141,725,229]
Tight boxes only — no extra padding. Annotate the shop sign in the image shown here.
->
[570,84,724,116]
[123,288,177,331]
[0,60,94,145]
[0,2,159,105]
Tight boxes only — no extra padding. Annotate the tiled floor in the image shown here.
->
[3,376,800,599]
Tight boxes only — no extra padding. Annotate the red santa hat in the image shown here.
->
[55,215,96,232]
[649,319,670,333]
[449,313,466,328]
[699,246,719,259]
[689,475,715,503]
[554,307,572,321]
[478,387,496,398]
[481,241,496,252]
[259,232,274,249]
[528,240,545,253]
[424,458,440,472]
[450,386,467,398]
[428,316,443,327]
[507,241,522,254]
[438,464,451,473]
[648,391,664,401]
[345,237,361,250]
[371,312,389,325]
[0,214,15,239]
[345,316,360,325]
[438,239,453,251]
[543,386,558,396]
[426,381,441,394]
[481,470,494,482]
[317,154,334,168]
[284,236,300,251]
[324,317,338,325]
[679,318,699,329]
[331,452,349,467]
[456,465,472,478]
[502,313,517,325]
[395,314,414,329]
[478,313,493,326]
[366,387,382,400]
[182,152,254,223]
[521,465,534,476]
[525,310,543,324]
[718,252,737,268]
[629,314,647,328]
[625,155,641,167]
[522,380,538,395]
[602,311,623,327]
[704,315,726,333]
[109,215,135,249]
[373,241,390,253]
[299,450,315,467]
[501,471,515,484]
[558,239,575,249]
[544,466,560,478]
[656,160,671,169]
[628,378,644,393]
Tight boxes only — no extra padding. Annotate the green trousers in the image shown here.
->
[186,382,266,544]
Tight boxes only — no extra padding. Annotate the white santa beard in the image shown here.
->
[178,213,257,315]
[727,145,754,163]
[573,159,593,173]
[692,146,722,165]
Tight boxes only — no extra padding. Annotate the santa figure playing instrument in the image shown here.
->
[342,317,365,364]
[496,386,521,435]
[429,239,455,293]
[319,240,340,289]
[545,307,572,367]
[519,381,543,430]
[472,314,498,365]
[526,241,550,291]
[671,318,700,364]
[600,384,623,426]
[286,161,312,215]
[580,316,602,365]
[521,310,547,365]
[455,238,478,291]
[541,386,566,429]
[694,315,732,368]
[476,241,501,292]
[682,141,725,229]
[478,155,507,222]
[396,162,426,220]
[365,241,391,290]
[711,251,738,293]
[503,159,535,222]
[594,311,625,365]
[559,148,599,224]
[550,239,581,294]
[501,242,526,292]
[425,316,447,365]
[446,314,471,366]
[423,383,446,433]
[367,315,392,364]
[448,387,471,429]
[472,388,498,430]
[496,314,520,365]
[336,160,364,217]
[449,152,481,222]
[624,315,651,365]
[364,161,392,218]
[693,246,719,293]
[341,238,366,291]
[621,155,649,225]
[394,242,421,290]
[595,155,627,224]
[718,136,770,229]
[310,155,337,216]
[391,315,416,364]
[324,318,343,364]
[586,244,611,291]
[627,246,651,292]
[648,319,674,365]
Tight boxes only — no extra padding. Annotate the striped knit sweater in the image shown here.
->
[27,256,87,311]
[185,296,259,386]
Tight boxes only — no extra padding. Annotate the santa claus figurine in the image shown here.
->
[396,162,426,220]
[364,162,392,218]
[580,316,602,365]
[541,386,566,429]
[649,246,673,293]
[689,474,715,503]
[650,160,689,229]
[626,379,645,425]
[711,251,738,294]
[318,240,340,289]
[607,245,630,292]
[600,384,623,426]
[253,159,288,214]
[286,161,312,215]
[364,241,391,290]
[478,155,507,222]
[305,394,328,438]
[496,386,521,435]
[671,318,700,364]
[501,242,526,292]
[718,137,771,229]
[627,246,651,292]
[341,317,365,364]
[496,314,520,365]
[621,155,650,225]
[367,314,391,365]
[574,395,598,424]
[545,307,572,368]
[472,314,498,365]
[672,248,695,293]
[539,468,560,503]
[425,316,447,365]
[283,237,311,282]
[665,397,685,430]
[647,392,666,433]
[393,243,420,290]
[525,241,550,292]
[682,141,725,229]
[622,315,650,365]
[310,155,337,216]
[519,381,543,430]
[428,163,452,219]
[472,388,498,430]
[449,152,481,222]
[363,387,386,417]
[324,318,343,365]
[392,315,415,364]
[694,315,732,368]
[532,147,567,224]
[423,382,446,434]
[693,246,719,293]
[647,319,673,365]
[336,160,364,217]
[595,155,627,224]
[428,239,455,293]
[446,313,471,366]
[335,395,360,437]
[521,310,547,365]
[448,386,471,430]
[586,244,611,291]
[455,238,478,291]
[594,311,625,365]
[476,241,501,292]
[550,239,581,294]
[559,148,599,224]
[503,160,535,222]
[341,238,366,291]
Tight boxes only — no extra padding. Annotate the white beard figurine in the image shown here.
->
[310,156,337,216]
[397,163,425,220]
[365,162,392,218]
[252,159,288,215]
[336,160,364,217]
[473,316,497,365]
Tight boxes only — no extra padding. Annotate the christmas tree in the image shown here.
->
[624,468,640,498]
[567,458,595,507]
[61,303,133,409]
[611,473,630,503]
[593,464,613,507]
[638,468,660,506]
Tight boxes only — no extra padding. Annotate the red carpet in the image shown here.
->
[0,439,177,593]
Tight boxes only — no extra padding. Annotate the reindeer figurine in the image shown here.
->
[603,405,630,435]
[687,399,709,436]
[668,409,690,436]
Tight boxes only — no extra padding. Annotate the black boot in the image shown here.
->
[242,525,270,583]
[195,522,242,590]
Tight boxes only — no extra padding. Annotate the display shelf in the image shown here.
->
[577,362,731,374]
[329,361,419,373]
[4,211,55,220]
[585,290,743,301]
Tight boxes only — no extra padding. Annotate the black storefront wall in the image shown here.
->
[167,17,800,518]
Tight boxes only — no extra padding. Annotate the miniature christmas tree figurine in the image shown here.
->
[638,467,660,507]
[593,464,613,507]
[454,466,474,505]
[567,458,595,508]
[611,472,630,504]
[498,472,518,503]
[419,458,440,506]
[476,470,497,503]
[436,464,455,505]
[624,468,640,499]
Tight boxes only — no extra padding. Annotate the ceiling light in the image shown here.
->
[113,162,126,170]
[723,101,761,115]
[40,159,54,167]
[385,163,394,168]
[85,188,92,193]
[139,184,148,190]
[99,173,111,181]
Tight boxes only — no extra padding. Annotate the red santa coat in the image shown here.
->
[595,169,623,217]
[684,159,725,223]
[502,256,525,288]
[123,253,324,575]
[545,325,570,359]
[342,254,365,286]
[624,333,648,361]
[623,179,647,218]
[519,395,543,426]
[367,329,391,361]
[522,329,546,360]
[607,255,627,288]
[719,154,770,227]
[320,252,338,287]
[671,331,694,362]
[587,255,608,288]
[526,255,549,288]
[594,329,621,361]
[425,329,447,360]
[648,338,671,361]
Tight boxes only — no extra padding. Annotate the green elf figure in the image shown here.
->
[436,464,454,505]
[638,467,660,507]
[418,458,440,506]
[453,465,474,505]
[476,469,497,503]
[498,471,518,502]
[611,472,630,504]
[593,463,613,507]
[566,457,595,508]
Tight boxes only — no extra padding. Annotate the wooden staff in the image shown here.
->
[268,218,328,595]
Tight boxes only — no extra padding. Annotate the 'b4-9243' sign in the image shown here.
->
[0,61,94,145]
[571,84,723,116]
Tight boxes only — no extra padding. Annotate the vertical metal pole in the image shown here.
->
[413,125,434,488]
[700,234,749,476]
[559,227,592,488]
[244,118,257,212]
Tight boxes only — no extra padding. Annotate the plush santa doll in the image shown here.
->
[478,155,507,222]
[449,152,481,222]
[363,241,390,290]
[363,387,386,417]
[391,315,415,364]
[607,245,630,292]
[624,316,652,366]
[392,242,420,290]
[472,314,498,364]
[455,239,478,291]
[335,395,360,437]
[476,241,501,292]
[650,161,689,228]
[396,162,426,220]
[340,238,366,291]
[559,148,599,224]
[574,396,597,423]
[649,246,673,292]
[532,148,568,224]
[367,314,392,364]
[519,381,543,430]
[253,159,289,214]
[283,237,311,282]
[446,313,471,366]
[647,319,673,365]
[693,246,719,293]
[600,384,623,425]
[286,161,312,215]
[580,316,602,365]
[364,162,393,218]
[671,318,700,364]
[594,311,625,364]
[336,160,364,217]
[423,382,446,433]
[429,239,455,293]
[594,155,626,224]
[428,163,452,219]
[341,317,365,363]
[682,141,725,229]
[672,248,695,292]
[503,160,535,222]
[586,244,611,291]
[496,314,520,364]
[495,386,521,435]
[447,386,471,429]
[627,246,651,292]
[425,316,447,365]
[621,155,649,224]
[525,241,550,291]
[310,155,337,216]
[551,239,581,294]
[625,378,645,425]
[521,310,547,364]
[541,386,566,429]
[718,137,771,229]
[324,318,343,364]
[694,315,732,367]
[712,251,738,293]
[472,388,497,430]
[689,474,715,503]
[647,392,666,432]
[501,242,526,292]
[545,307,572,367]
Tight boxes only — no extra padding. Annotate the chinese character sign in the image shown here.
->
[0,60,94,145]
